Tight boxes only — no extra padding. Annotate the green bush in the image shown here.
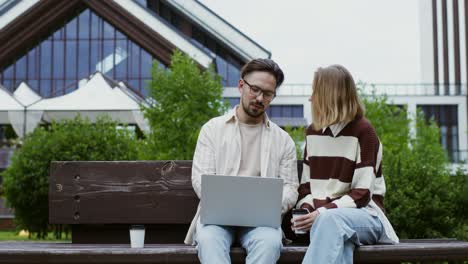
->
[284,125,305,158]
[363,94,467,240]
[1,116,139,238]
[140,50,227,160]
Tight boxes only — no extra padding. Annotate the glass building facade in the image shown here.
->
[0,0,245,98]
[0,9,161,97]
[266,105,304,118]
[225,98,304,119]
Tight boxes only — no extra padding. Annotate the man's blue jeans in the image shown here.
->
[195,219,282,264]
[302,208,384,264]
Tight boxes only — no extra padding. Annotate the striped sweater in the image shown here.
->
[296,116,399,244]
[297,117,386,213]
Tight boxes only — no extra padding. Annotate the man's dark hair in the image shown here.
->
[240,58,284,88]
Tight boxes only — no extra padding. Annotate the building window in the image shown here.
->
[266,105,304,118]
[216,56,240,87]
[0,9,162,97]
[419,105,459,162]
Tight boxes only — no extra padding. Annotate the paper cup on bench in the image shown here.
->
[130,225,145,248]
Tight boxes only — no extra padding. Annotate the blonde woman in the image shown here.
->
[291,65,399,263]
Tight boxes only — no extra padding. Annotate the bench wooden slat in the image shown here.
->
[49,161,198,224]
[0,242,467,263]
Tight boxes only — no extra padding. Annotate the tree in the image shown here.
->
[141,50,228,160]
[1,116,139,238]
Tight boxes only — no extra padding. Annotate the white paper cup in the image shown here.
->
[130,225,145,248]
[292,214,307,235]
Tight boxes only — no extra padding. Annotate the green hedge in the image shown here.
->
[363,95,467,240]
[1,116,139,238]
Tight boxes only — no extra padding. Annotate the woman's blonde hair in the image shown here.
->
[311,65,364,130]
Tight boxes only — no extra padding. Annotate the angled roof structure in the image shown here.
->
[112,0,215,66]
[0,84,26,137]
[162,0,271,60]
[0,85,22,115]
[27,72,149,132]
[13,82,41,107]
[0,0,40,29]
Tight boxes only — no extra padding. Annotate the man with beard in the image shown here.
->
[184,58,299,264]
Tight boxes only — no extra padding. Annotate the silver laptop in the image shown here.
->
[200,174,283,228]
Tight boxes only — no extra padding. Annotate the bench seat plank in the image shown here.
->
[0,242,466,263]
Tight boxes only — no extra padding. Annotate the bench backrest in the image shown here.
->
[49,161,303,243]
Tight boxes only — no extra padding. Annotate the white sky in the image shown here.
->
[199,0,423,84]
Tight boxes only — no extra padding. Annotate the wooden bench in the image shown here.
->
[0,240,467,263]
[43,161,468,263]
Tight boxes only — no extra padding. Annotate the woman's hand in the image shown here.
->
[291,210,320,232]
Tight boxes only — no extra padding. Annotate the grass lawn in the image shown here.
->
[0,230,70,242]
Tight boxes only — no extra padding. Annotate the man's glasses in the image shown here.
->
[242,79,276,102]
